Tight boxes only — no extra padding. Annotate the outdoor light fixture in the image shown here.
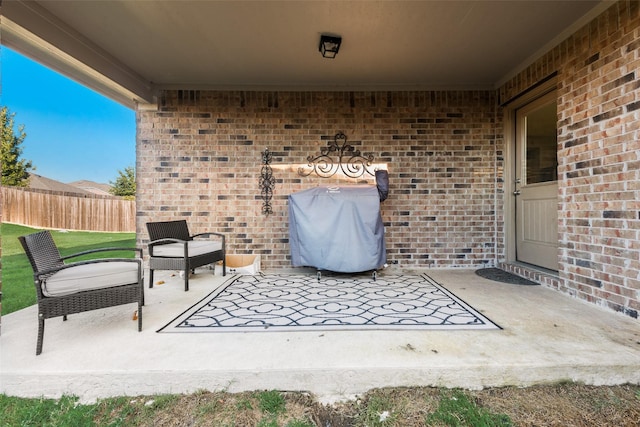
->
[319,35,342,58]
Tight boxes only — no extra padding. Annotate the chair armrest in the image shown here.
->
[148,238,188,257]
[149,238,187,246]
[36,257,142,279]
[192,233,225,255]
[62,247,142,261]
[191,232,225,244]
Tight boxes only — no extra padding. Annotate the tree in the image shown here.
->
[1,106,34,187]
[110,166,136,199]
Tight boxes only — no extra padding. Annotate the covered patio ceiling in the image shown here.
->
[1,0,611,108]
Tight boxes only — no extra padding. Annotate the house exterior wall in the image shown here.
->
[498,0,639,319]
[136,0,639,319]
[137,91,503,271]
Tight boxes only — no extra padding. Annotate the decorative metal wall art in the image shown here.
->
[298,132,375,179]
[260,148,275,216]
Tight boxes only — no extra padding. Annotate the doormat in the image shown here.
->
[475,268,539,286]
[158,273,500,332]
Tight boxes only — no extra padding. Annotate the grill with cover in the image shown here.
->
[288,185,386,275]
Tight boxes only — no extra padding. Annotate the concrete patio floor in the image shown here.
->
[1,268,639,403]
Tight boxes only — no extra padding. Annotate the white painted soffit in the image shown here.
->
[0,1,154,108]
[1,0,613,107]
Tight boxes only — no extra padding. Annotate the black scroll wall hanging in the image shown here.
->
[298,132,375,179]
[299,132,389,202]
[260,148,275,216]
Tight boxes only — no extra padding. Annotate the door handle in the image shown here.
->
[513,190,521,196]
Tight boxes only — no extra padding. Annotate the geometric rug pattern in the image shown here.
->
[158,274,500,333]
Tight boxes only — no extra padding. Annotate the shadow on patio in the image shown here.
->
[1,268,639,403]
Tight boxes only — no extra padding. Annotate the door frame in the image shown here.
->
[503,77,557,266]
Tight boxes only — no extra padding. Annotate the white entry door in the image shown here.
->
[514,91,559,271]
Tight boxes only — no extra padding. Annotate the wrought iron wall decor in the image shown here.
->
[298,132,375,179]
[260,148,275,215]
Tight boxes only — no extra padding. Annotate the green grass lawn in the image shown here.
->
[1,223,136,315]
[1,384,639,427]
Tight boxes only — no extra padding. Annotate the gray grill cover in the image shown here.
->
[288,185,386,273]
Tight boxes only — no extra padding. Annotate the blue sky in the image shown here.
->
[1,47,135,184]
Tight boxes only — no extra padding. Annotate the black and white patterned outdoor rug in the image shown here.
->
[158,274,500,333]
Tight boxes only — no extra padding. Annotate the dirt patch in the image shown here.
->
[473,384,640,427]
[126,384,640,426]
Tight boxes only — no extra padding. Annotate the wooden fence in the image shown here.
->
[1,186,135,232]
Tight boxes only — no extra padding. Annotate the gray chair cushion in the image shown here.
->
[152,240,222,257]
[42,262,139,297]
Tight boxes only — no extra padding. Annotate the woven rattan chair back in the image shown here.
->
[146,220,191,242]
[19,230,64,278]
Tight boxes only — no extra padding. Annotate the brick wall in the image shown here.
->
[499,0,639,318]
[136,0,639,320]
[137,91,503,270]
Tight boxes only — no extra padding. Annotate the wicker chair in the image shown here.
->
[18,230,144,355]
[146,220,226,291]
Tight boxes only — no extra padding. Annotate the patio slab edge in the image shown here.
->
[3,363,640,404]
